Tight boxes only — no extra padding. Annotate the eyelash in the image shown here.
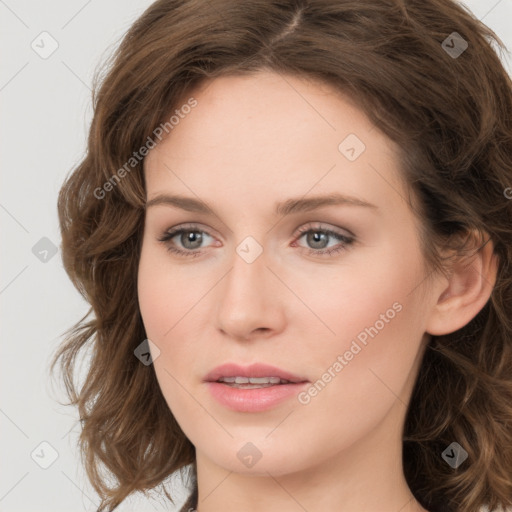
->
[157,222,355,259]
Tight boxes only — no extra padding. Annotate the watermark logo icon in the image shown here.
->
[441,441,468,468]
[134,339,161,365]
[31,32,59,59]
[32,237,58,263]
[237,442,263,468]
[31,441,59,469]
[442,32,468,59]
[236,236,263,264]
[338,134,366,161]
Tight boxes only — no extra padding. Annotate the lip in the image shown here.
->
[203,362,309,384]
[203,363,310,413]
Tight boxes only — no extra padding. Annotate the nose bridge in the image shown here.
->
[215,235,283,338]
[223,236,268,308]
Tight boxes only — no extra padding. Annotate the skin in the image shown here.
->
[137,70,497,512]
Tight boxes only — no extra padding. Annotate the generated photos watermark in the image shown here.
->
[298,301,403,405]
[94,97,198,200]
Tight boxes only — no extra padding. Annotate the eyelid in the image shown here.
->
[157,220,356,258]
[159,221,352,243]
[294,221,355,239]
[162,222,220,239]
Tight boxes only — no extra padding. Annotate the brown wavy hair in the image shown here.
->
[50,0,512,511]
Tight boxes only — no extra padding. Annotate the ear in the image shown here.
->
[425,231,499,336]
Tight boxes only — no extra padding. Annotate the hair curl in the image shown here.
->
[50,1,512,511]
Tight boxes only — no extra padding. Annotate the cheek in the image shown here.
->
[137,250,197,421]
[137,262,169,340]
[302,299,423,445]
[291,295,424,453]
[137,241,207,397]
[137,241,193,340]
[295,237,426,394]
[296,237,424,346]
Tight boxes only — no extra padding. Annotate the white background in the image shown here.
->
[1,1,511,511]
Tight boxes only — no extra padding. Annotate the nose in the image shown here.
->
[214,241,286,341]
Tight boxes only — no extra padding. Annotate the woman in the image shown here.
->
[51,1,512,511]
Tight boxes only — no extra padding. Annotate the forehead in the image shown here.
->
[143,70,407,216]
[160,70,379,153]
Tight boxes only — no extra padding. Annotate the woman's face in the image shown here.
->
[138,70,436,479]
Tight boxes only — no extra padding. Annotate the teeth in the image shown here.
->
[218,376,290,384]
[229,383,276,389]
[249,377,281,384]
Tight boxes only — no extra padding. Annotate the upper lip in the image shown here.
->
[203,363,309,383]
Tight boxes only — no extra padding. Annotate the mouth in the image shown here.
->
[215,376,300,389]
[204,363,310,412]
[203,362,309,389]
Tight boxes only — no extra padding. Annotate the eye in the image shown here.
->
[157,223,215,258]
[292,223,355,257]
[157,222,355,258]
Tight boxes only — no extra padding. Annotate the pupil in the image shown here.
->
[308,231,327,249]
[183,231,202,249]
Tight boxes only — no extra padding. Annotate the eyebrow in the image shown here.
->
[145,192,378,216]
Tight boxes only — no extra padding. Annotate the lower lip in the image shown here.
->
[205,381,309,412]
